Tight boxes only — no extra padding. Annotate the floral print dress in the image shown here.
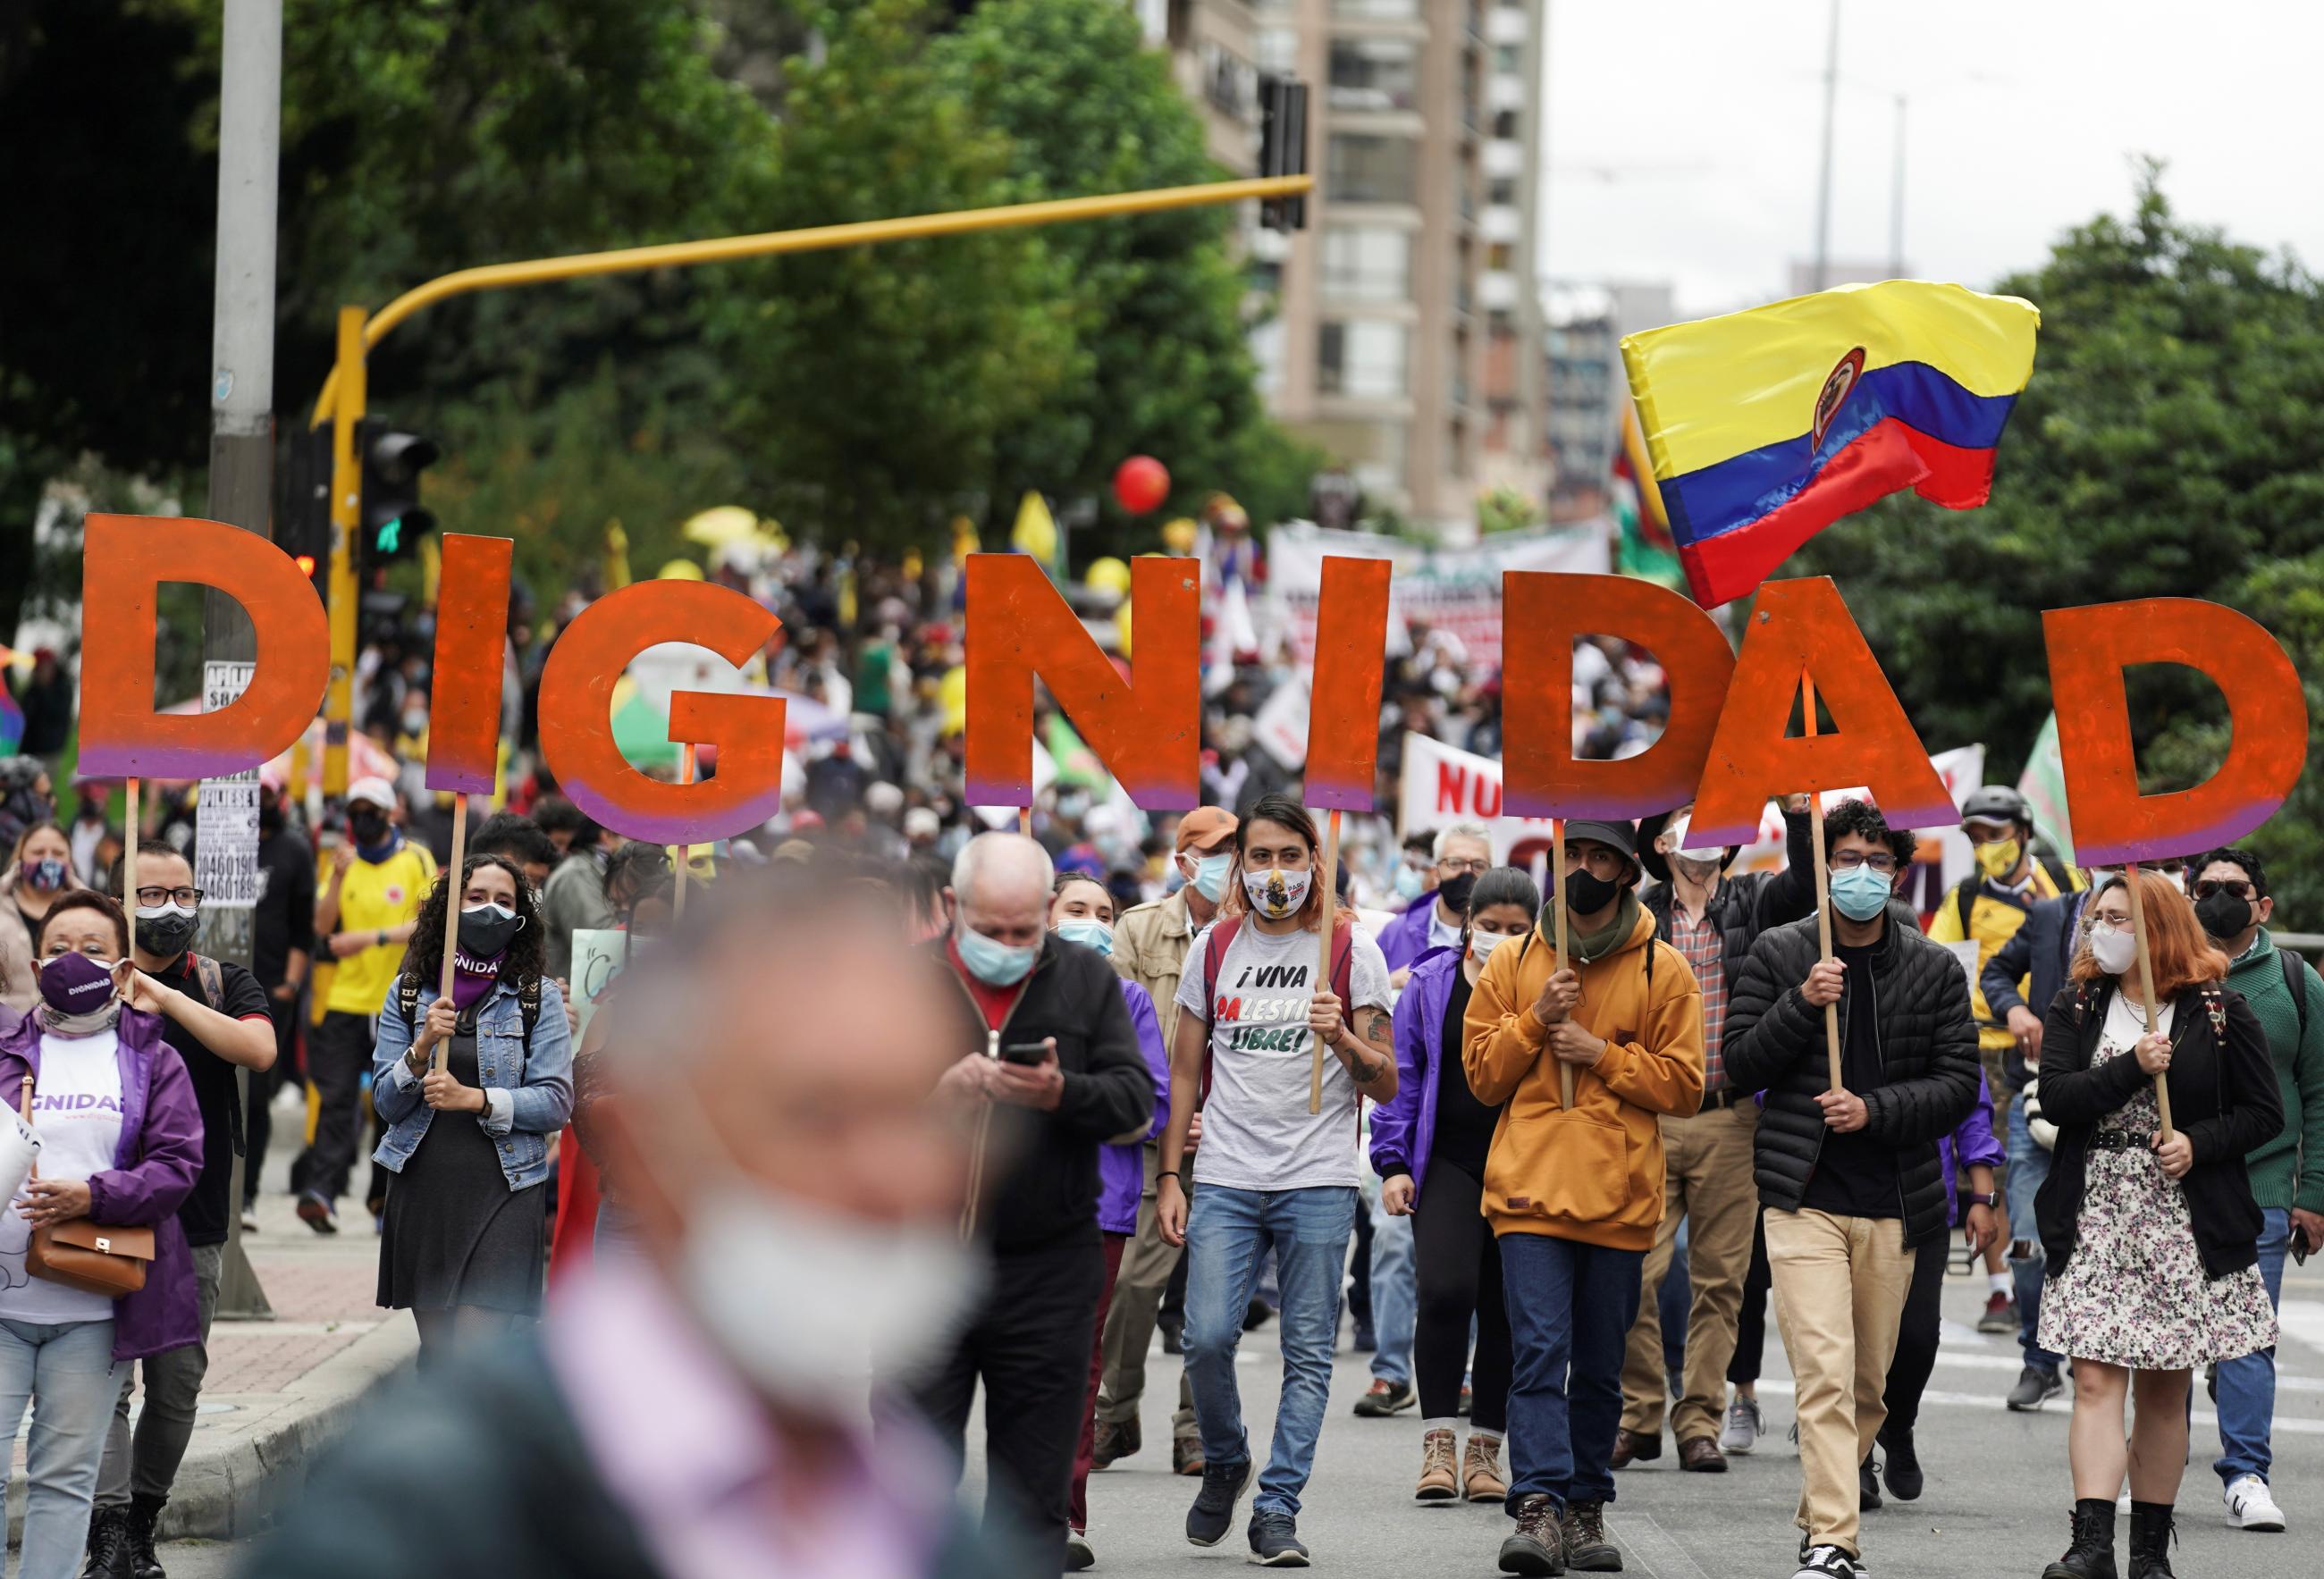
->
[2037,995,2277,1369]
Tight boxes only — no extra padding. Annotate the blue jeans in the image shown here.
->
[2006,1097,2061,1372]
[1183,1184,1357,1518]
[1368,1188,1417,1386]
[1500,1234,1644,1515]
[2214,1207,2292,1487]
[0,1318,125,1579]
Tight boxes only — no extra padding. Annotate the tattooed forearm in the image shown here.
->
[1341,1009,1396,1090]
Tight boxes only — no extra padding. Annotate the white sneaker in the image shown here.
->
[1065,1527,1096,1570]
[2226,1474,2286,1532]
[1721,1396,1764,1455]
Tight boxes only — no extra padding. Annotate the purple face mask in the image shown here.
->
[38,950,117,1017]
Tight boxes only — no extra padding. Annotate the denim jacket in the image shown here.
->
[372,975,573,1192]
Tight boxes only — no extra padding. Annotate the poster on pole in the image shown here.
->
[1267,524,1610,668]
[194,661,263,911]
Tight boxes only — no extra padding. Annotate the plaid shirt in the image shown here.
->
[1664,902,1728,1090]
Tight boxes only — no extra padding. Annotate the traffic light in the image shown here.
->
[1258,76,1309,233]
[282,426,333,598]
[358,419,440,563]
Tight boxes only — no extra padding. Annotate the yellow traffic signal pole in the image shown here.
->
[307,172,1311,795]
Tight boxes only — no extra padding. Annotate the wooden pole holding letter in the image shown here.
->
[1801,674,1843,1094]
[122,779,139,904]
[1309,809,1341,1115]
[432,794,468,1076]
[2123,870,2176,1141]
[673,744,696,919]
[1554,819,1574,1109]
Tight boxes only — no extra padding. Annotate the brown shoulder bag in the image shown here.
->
[18,1073,153,1298]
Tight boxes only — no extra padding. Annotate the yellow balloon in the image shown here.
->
[1115,600,1133,657]
[1085,556,1133,599]
[1161,517,1198,555]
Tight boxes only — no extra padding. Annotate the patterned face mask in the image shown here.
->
[1242,867,1311,920]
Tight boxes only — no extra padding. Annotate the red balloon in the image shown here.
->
[1113,456,1171,515]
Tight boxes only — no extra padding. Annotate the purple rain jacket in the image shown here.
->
[1368,945,1464,1204]
[1097,978,1170,1236]
[0,1005,205,1363]
[1378,892,1456,974]
[1939,1068,2007,1228]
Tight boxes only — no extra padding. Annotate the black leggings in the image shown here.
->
[1880,1229,1952,1440]
[1729,1210,1770,1386]
[1411,1157,1512,1432]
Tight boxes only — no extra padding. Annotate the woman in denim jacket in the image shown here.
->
[373,856,571,1362]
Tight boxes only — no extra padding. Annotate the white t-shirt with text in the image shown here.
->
[1175,920,1393,1193]
[0,1029,128,1324]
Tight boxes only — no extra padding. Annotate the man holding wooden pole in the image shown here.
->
[1722,798,1982,1579]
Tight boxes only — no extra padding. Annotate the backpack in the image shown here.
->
[1195,916,1358,1109]
[394,971,543,1058]
[2281,947,2309,1046]
[1953,852,2076,940]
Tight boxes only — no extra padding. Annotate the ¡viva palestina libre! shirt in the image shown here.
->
[1175,920,1393,1193]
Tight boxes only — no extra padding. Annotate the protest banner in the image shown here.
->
[1267,522,1609,668]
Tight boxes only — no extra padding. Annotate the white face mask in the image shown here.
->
[1469,930,1512,962]
[1663,812,1727,862]
[2088,920,2138,978]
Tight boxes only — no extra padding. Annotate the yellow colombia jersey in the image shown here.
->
[1927,861,2084,1052]
[324,841,439,1016]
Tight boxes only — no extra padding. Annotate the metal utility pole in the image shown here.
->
[1813,0,1840,290]
[1890,93,1907,278]
[199,0,282,1322]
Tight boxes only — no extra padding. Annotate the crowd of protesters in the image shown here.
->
[0,530,2318,1579]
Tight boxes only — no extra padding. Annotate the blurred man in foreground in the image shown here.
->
[245,869,1015,1579]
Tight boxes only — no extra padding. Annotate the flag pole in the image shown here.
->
[1310,809,1341,1115]
[1802,674,1842,1093]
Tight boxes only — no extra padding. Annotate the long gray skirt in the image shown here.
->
[376,1029,544,1315]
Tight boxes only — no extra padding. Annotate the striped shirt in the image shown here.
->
[1664,903,1728,1090]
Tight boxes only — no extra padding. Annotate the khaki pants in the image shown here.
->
[1095,1144,1194,1438]
[1619,1101,1760,1442]
[1765,1208,1915,1557]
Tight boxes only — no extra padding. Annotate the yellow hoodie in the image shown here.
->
[1462,900,1705,1250]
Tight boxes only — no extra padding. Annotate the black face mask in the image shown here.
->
[1438,872,1478,914]
[134,905,200,959]
[348,808,389,845]
[1565,868,1621,916]
[457,903,525,959]
[2195,888,2253,942]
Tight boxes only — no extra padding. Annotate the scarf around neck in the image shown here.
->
[1561,888,1641,965]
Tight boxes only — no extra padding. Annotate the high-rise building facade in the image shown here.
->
[1163,0,1545,533]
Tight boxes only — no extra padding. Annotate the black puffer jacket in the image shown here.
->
[1723,906,1983,1247]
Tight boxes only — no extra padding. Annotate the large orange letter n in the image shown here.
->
[964,554,1199,809]
[537,582,787,845]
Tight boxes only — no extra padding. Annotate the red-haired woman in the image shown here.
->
[2034,869,2282,1579]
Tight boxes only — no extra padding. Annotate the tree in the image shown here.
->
[1793,168,2324,814]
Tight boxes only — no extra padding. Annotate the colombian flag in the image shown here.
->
[1621,281,2039,608]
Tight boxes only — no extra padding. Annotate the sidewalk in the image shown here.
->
[8,1117,419,1543]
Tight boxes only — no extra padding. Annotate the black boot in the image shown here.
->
[125,1493,167,1579]
[80,1507,132,1579]
[2127,1501,2176,1579]
[2041,1499,2118,1579]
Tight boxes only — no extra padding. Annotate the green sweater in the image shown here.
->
[2225,930,2324,1214]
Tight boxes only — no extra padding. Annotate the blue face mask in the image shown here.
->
[1185,851,1233,903]
[1394,864,1426,903]
[1054,918,1114,957]
[956,923,1038,987]
[1829,864,1894,922]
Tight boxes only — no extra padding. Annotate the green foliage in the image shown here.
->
[1792,166,2324,913]
[1478,485,1545,536]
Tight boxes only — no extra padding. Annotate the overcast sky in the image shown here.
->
[1540,0,2324,323]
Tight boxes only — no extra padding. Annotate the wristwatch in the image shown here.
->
[1966,1190,2000,1208]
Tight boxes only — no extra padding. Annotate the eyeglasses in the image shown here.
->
[1436,857,1489,876]
[2193,879,2255,902]
[1827,852,1899,874]
[135,886,204,907]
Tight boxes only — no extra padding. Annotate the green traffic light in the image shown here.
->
[376,517,402,554]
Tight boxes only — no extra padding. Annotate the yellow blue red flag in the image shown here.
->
[1621,281,2039,607]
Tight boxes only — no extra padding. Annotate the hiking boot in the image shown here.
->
[1498,1493,1566,1576]
[1719,1395,1763,1454]
[80,1508,132,1579]
[1173,1432,1205,1476]
[1609,1427,1660,1468]
[125,1494,165,1579]
[1876,1429,1922,1501]
[1416,1428,1461,1501]
[1353,1377,1417,1417]
[1248,1510,1309,1567]
[1092,1415,1140,1470]
[2126,1501,2176,1579]
[1562,1499,1621,1572]
[1464,1432,1509,1503]
[1185,1457,1252,1547]
[2042,1499,2118,1579]
[1977,1290,2017,1333]
[2223,1474,2286,1532]
[1858,1455,1882,1511]
[1678,1436,1726,1474]
[2009,1364,2064,1412]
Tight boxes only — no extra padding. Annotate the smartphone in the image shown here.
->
[999,1041,1052,1066]
[2295,1222,2316,1266]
